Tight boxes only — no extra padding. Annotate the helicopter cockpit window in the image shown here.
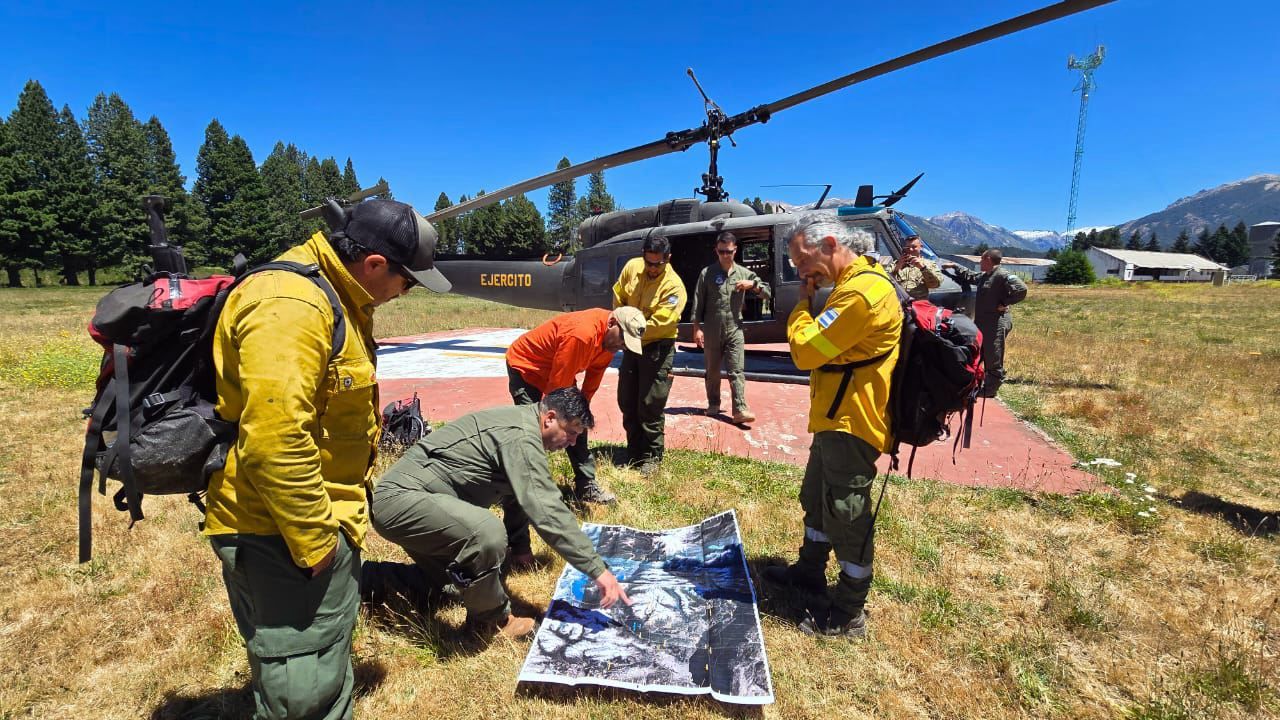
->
[581,256,612,297]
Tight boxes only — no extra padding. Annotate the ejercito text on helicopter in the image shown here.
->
[306,0,1113,345]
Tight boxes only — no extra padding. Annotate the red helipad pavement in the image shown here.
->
[377,328,1096,494]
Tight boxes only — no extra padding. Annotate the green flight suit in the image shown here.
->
[370,405,608,623]
[690,262,771,414]
[950,266,1028,396]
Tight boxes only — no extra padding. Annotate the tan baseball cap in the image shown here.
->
[611,306,646,354]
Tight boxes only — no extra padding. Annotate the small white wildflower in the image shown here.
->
[1125,472,1137,480]
[1137,511,1151,518]
[1148,506,1157,513]
[1143,485,1157,493]
[1144,494,1154,501]
[1124,478,1135,484]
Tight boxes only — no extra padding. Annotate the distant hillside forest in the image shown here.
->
[1060,224,1254,267]
[0,81,629,287]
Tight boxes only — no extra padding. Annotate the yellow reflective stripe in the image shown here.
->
[796,323,841,359]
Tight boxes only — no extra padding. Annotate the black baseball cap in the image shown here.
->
[342,200,451,293]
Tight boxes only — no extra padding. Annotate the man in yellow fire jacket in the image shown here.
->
[612,234,687,474]
[765,214,902,639]
[204,199,449,719]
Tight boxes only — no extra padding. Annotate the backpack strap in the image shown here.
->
[817,350,893,420]
[78,371,118,563]
[233,261,347,362]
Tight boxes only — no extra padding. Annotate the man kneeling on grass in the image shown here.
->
[370,387,631,638]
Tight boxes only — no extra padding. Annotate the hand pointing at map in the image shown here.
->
[595,570,633,608]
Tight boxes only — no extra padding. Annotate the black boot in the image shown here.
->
[762,538,830,593]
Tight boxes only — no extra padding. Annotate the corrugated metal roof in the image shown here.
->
[1089,247,1227,271]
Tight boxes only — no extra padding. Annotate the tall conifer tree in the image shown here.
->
[142,116,206,266]
[1125,230,1143,250]
[341,158,359,196]
[49,106,95,284]
[0,116,40,286]
[434,192,461,254]
[546,157,577,250]
[6,80,60,285]
[260,141,309,254]
[503,194,546,254]
[1171,229,1191,253]
[1143,230,1160,252]
[84,93,151,277]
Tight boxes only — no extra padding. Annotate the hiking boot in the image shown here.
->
[700,405,722,417]
[732,410,756,425]
[575,479,617,505]
[468,613,537,640]
[762,563,827,594]
[800,608,867,639]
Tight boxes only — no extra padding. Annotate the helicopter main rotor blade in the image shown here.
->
[427,0,1113,223]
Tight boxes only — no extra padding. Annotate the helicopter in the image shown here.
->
[307,0,1113,345]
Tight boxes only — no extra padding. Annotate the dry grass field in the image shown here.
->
[0,282,1275,719]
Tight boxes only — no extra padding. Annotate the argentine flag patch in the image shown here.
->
[817,308,840,328]
[667,294,680,306]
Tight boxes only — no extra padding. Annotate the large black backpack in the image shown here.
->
[78,262,346,562]
[817,270,985,475]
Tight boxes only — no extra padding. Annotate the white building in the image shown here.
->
[1085,247,1227,282]
[946,254,1057,282]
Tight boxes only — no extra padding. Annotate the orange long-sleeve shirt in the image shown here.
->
[505,308,616,400]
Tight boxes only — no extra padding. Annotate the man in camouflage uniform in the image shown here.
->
[943,249,1028,397]
[691,231,771,425]
[889,235,943,300]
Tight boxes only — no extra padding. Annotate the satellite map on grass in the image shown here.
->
[518,510,774,704]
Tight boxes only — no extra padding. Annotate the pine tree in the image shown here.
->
[1098,227,1122,248]
[463,190,505,255]
[972,242,990,255]
[0,116,41,287]
[764,202,774,214]
[751,197,766,215]
[1205,224,1233,265]
[1045,246,1060,260]
[1194,227,1215,260]
[84,93,152,278]
[1221,221,1251,268]
[6,80,60,285]
[546,157,577,250]
[341,158,359,197]
[433,192,461,254]
[1171,229,1191,253]
[142,116,206,268]
[260,141,309,255]
[502,194,546,254]
[1071,231,1089,252]
[49,106,96,284]
[1125,230,1143,250]
[194,120,271,264]
[1143,230,1160,252]
[573,170,617,225]
[455,193,471,253]
[1045,249,1096,284]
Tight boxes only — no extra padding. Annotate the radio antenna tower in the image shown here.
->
[1065,45,1104,236]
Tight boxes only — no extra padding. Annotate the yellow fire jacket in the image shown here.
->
[611,257,687,344]
[787,256,902,452]
[204,232,380,568]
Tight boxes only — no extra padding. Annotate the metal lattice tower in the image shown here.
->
[1065,45,1104,236]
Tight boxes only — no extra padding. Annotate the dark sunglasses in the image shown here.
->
[716,249,736,256]
[391,263,419,289]
[643,258,668,268]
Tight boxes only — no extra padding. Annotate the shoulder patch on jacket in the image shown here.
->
[817,308,840,328]
[666,294,680,306]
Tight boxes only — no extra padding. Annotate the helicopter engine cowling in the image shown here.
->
[576,199,757,248]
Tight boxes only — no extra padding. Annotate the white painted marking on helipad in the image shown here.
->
[376,329,524,379]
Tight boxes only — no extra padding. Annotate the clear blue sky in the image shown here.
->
[3,0,1276,232]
